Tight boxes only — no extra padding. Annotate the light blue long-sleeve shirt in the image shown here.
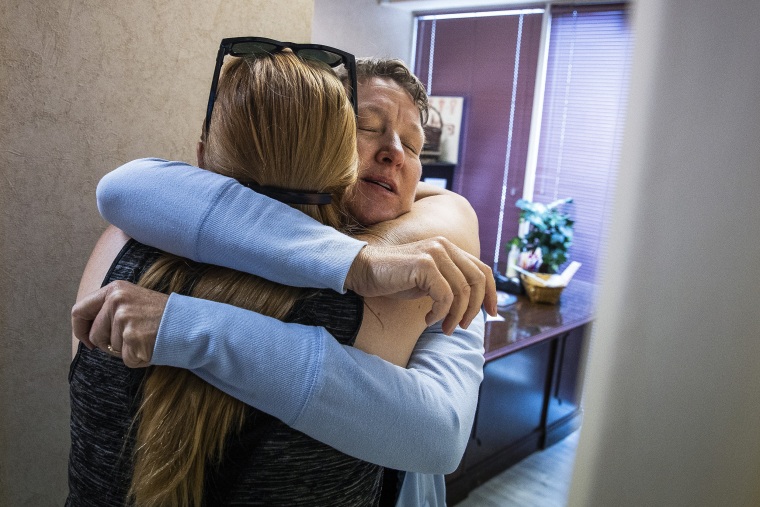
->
[97,158,485,505]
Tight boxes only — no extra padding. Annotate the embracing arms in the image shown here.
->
[75,158,491,472]
[97,159,494,331]
[152,293,484,472]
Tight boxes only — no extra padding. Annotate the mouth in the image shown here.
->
[363,177,395,193]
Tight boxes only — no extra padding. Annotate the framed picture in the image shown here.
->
[427,96,464,164]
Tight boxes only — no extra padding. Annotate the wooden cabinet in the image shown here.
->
[446,281,595,504]
[545,325,587,447]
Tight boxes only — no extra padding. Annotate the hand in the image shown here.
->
[71,280,168,368]
[344,237,498,334]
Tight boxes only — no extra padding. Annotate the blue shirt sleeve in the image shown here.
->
[294,314,485,472]
[96,158,366,293]
[154,293,484,473]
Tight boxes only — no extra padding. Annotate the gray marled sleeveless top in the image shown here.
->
[67,240,382,506]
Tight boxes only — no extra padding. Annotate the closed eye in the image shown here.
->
[402,139,422,155]
[403,144,420,155]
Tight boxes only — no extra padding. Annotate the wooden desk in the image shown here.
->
[446,280,596,504]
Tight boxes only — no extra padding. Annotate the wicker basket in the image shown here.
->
[421,105,443,163]
[520,273,565,305]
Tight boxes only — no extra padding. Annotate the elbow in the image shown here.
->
[96,159,152,221]
[434,451,466,476]
[95,165,126,222]
[417,376,481,473]
[413,404,472,474]
[434,413,471,474]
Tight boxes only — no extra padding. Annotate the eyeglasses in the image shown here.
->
[203,36,358,137]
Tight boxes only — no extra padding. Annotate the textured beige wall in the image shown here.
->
[0,1,313,503]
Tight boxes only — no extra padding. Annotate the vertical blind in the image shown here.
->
[533,6,633,283]
[414,11,544,271]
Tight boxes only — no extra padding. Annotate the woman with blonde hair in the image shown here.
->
[68,39,435,506]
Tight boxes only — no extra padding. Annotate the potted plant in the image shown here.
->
[510,198,574,274]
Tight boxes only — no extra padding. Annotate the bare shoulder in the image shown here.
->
[76,225,131,300]
[364,188,480,257]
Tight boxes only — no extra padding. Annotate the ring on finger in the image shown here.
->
[107,344,121,356]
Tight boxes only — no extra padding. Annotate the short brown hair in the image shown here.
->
[340,58,429,125]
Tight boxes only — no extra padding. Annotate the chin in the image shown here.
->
[346,187,413,226]
[350,204,398,227]
[355,210,391,227]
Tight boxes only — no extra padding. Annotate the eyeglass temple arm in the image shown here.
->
[204,44,229,136]
[347,60,358,116]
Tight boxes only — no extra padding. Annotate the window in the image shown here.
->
[532,6,633,283]
[414,9,545,272]
[414,4,632,284]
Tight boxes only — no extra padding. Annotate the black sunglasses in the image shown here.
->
[203,36,358,137]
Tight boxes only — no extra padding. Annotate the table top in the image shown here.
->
[484,280,597,361]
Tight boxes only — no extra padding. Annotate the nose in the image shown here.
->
[375,132,405,168]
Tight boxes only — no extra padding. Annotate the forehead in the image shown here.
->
[357,78,423,132]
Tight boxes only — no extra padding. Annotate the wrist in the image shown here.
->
[344,245,370,294]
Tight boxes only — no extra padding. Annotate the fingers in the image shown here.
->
[436,253,470,334]
[424,244,472,334]
[419,256,456,331]
[423,272,454,330]
[72,285,112,350]
[93,299,118,354]
[70,281,164,368]
[429,238,496,333]
[121,314,155,368]
[454,251,498,323]
[442,246,484,329]
[444,245,499,325]
[460,264,484,328]
[346,238,497,332]
[481,262,498,316]
[121,341,150,368]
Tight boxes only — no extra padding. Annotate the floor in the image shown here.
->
[453,430,580,507]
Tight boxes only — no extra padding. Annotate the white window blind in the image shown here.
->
[533,6,633,283]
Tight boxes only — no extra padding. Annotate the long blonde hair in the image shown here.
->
[128,52,357,507]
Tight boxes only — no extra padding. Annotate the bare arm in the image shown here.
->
[376,184,480,255]
[414,180,453,201]
[351,187,486,365]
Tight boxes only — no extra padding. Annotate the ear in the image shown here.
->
[196,140,206,169]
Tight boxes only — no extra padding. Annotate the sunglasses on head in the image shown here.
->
[203,36,358,137]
